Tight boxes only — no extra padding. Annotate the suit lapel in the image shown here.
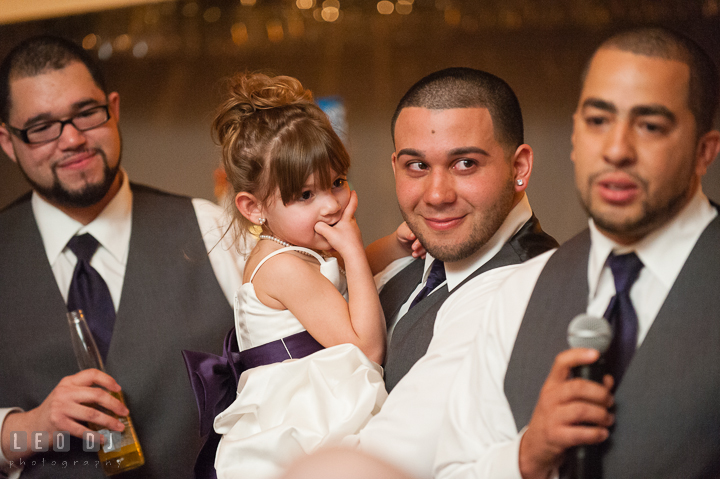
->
[379,258,424,328]
[384,215,558,391]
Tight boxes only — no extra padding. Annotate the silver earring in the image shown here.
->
[516,179,524,186]
[258,217,265,225]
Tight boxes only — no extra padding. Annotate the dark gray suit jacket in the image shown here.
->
[0,185,234,478]
[380,214,557,392]
[505,210,720,478]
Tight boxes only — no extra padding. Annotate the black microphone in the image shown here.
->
[565,314,612,479]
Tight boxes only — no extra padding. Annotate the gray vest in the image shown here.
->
[381,215,557,392]
[504,213,720,478]
[0,185,234,479]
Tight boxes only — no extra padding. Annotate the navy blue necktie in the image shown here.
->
[409,259,446,309]
[603,252,644,386]
[67,234,116,362]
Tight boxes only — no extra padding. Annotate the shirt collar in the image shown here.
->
[32,170,133,266]
[421,194,534,291]
[588,188,717,297]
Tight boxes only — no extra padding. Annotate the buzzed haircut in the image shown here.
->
[390,67,524,153]
[0,35,107,122]
[597,27,719,135]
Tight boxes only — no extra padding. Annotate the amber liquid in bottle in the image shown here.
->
[88,390,145,475]
[67,310,145,476]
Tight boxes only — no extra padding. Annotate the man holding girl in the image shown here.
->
[356,67,557,479]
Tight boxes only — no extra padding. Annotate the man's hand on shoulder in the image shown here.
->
[518,348,614,479]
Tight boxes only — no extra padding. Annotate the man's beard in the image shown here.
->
[17,149,121,209]
[580,170,692,242]
[403,177,515,263]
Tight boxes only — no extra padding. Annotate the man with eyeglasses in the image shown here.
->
[4,104,111,144]
[0,36,246,479]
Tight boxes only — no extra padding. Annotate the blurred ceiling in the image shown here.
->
[1,0,719,238]
[2,0,718,63]
[0,0,170,24]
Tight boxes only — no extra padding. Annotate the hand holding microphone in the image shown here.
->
[518,315,615,479]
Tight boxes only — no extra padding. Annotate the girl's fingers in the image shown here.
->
[342,191,358,221]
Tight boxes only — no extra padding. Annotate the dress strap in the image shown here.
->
[249,246,325,282]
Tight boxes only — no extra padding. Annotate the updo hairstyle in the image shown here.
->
[213,72,350,238]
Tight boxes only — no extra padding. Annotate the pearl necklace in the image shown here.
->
[259,234,315,258]
[258,234,346,276]
[259,234,291,248]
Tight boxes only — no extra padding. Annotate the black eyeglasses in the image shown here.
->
[4,105,111,144]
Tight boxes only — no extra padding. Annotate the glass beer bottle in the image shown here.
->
[67,310,145,476]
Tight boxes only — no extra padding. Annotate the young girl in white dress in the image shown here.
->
[205,72,387,479]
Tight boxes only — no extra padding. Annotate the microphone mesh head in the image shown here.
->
[567,314,612,353]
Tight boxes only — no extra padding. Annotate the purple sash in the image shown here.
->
[182,328,324,479]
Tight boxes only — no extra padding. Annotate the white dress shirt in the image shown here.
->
[353,196,535,479]
[434,189,717,479]
[0,172,249,476]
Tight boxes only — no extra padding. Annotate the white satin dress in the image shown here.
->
[213,246,387,479]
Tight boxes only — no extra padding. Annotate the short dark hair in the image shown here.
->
[390,67,524,153]
[0,35,107,123]
[594,27,719,135]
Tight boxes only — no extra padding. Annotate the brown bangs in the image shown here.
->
[265,114,350,205]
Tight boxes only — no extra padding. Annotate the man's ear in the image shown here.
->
[391,152,398,178]
[235,191,264,225]
[108,92,120,123]
[0,125,17,162]
[694,129,720,178]
[512,144,533,193]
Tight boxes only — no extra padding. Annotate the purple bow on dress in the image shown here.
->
[182,328,326,436]
[182,328,242,436]
[182,328,324,479]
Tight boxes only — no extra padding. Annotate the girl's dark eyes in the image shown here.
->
[333,178,347,188]
[300,190,312,200]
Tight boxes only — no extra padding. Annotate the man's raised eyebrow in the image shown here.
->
[396,148,424,158]
[581,98,616,113]
[449,146,489,157]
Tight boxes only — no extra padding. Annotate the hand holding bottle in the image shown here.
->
[0,368,126,463]
[67,310,145,475]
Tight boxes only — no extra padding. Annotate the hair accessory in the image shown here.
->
[258,217,266,225]
[516,179,524,186]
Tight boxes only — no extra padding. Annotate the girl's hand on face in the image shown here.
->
[314,190,363,257]
[395,222,426,259]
